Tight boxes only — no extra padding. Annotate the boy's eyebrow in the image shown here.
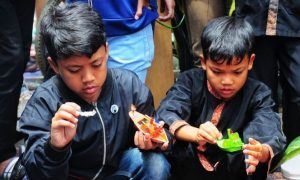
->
[210,66,222,71]
[92,57,103,63]
[66,64,81,68]
[233,67,245,71]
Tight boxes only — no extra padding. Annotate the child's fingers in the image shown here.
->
[134,131,145,149]
[65,102,81,111]
[199,122,221,143]
[243,138,263,160]
[248,137,259,145]
[137,131,146,149]
[245,154,258,175]
[53,110,78,125]
[134,131,155,150]
[52,119,76,129]
[159,142,168,151]
[59,102,80,117]
[144,133,157,150]
[197,128,216,144]
[246,164,256,175]
[205,122,222,140]
[158,121,165,128]
[243,148,262,161]
[245,156,259,167]
[135,0,144,20]
[134,131,139,146]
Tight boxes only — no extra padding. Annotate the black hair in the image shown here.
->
[201,16,254,64]
[40,3,106,62]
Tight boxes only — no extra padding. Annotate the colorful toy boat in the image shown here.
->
[128,105,168,144]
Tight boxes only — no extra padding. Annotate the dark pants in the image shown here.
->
[0,0,35,162]
[169,151,267,180]
[251,36,300,144]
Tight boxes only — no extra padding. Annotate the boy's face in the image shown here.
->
[49,45,108,103]
[200,54,255,100]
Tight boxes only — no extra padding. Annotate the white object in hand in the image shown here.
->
[78,110,96,117]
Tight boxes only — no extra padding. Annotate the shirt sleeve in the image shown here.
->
[157,70,196,129]
[243,83,286,170]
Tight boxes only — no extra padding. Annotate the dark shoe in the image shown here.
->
[0,157,19,180]
[9,154,26,180]
[0,145,26,180]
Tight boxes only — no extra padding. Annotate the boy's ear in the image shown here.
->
[47,57,59,74]
[200,55,207,70]
[248,53,255,70]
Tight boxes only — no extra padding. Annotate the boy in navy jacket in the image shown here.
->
[18,3,169,179]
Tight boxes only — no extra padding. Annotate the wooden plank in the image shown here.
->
[146,8,174,108]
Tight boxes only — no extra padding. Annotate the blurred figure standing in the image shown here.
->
[66,0,175,82]
[0,0,35,175]
[236,0,300,144]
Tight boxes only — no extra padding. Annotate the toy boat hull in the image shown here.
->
[129,110,169,144]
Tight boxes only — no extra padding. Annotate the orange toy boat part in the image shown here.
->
[129,105,169,144]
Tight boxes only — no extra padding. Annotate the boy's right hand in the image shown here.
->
[196,121,222,145]
[50,102,80,149]
[135,0,145,20]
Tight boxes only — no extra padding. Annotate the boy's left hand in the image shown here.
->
[134,121,168,151]
[243,138,270,175]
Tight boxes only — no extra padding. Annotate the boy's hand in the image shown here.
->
[134,121,168,151]
[158,0,175,21]
[243,138,270,175]
[196,121,222,145]
[50,102,80,149]
[135,0,175,21]
[135,0,145,20]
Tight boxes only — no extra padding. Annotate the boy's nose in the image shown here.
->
[82,70,95,83]
[221,76,233,85]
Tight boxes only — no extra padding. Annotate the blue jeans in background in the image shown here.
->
[107,24,154,83]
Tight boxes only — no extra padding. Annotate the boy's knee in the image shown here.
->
[120,148,170,180]
[142,151,170,180]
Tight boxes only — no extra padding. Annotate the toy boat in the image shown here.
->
[128,105,168,144]
[216,129,244,152]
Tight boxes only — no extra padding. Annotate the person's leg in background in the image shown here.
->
[279,37,300,144]
[251,36,280,111]
[107,24,154,83]
[0,0,35,175]
[14,0,35,71]
[182,0,226,66]
[105,148,170,180]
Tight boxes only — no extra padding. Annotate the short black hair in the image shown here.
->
[201,16,254,64]
[40,3,106,62]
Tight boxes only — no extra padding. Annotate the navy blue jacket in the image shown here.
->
[19,69,155,179]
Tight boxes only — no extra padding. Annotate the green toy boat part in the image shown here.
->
[216,129,244,152]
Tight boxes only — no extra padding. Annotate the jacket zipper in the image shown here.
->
[91,102,107,180]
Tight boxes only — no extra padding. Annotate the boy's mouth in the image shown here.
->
[83,86,97,94]
[219,88,234,96]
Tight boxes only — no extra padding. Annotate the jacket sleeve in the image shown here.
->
[19,88,71,180]
[156,71,195,128]
[243,84,286,159]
